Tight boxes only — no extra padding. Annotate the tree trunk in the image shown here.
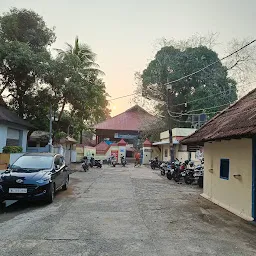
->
[57,98,66,131]
[80,130,83,144]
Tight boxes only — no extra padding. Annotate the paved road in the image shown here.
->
[1,165,256,256]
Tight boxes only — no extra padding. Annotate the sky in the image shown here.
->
[1,0,256,116]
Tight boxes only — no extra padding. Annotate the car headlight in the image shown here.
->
[36,179,49,184]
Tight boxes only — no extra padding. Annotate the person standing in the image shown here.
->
[134,151,141,167]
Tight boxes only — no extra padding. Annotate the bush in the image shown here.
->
[2,146,23,153]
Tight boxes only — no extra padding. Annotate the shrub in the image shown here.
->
[2,146,23,153]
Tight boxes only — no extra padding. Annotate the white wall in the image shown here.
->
[203,139,253,221]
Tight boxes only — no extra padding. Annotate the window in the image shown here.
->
[164,149,168,157]
[6,128,20,146]
[220,159,229,180]
[11,155,53,170]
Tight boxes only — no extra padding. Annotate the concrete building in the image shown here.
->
[152,128,197,162]
[182,88,256,221]
[0,103,32,153]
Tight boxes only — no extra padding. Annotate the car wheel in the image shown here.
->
[0,200,5,212]
[45,183,55,204]
[198,176,203,188]
[62,176,69,190]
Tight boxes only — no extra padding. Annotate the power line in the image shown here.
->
[108,93,136,101]
[165,39,256,87]
[172,80,256,107]
[168,102,231,117]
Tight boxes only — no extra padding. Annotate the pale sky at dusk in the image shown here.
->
[1,0,256,116]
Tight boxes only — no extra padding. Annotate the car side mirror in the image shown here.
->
[55,164,60,170]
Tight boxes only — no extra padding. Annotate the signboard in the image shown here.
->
[120,148,125,153]
[111,150,119,159]
[114,133,138,140]
[144,149,152,152]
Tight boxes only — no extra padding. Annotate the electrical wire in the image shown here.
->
[108,93,136,101]
[164,39,256,86]
[171,80,256,107]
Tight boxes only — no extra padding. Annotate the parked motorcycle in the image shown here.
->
[89,157,102,168]
[111,156,117,167]
[160,162,168,176]
[150,157,161,170]
[82,157,89,172]
[172,160,189,182]
[184,160,204,187]
[166,159,181,180]
[121,156,126,167]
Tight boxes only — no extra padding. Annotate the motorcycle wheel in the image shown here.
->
[173,173,180,182]
[184,174,193,184]
[161,170,165,176]
[198,176,203,188]
[166,171,173,180]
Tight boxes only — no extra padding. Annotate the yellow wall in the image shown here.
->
[203,139,253,221]
[152,147,161,160]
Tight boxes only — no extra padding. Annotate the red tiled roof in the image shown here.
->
[143,138,152,147]
[96,141,110,154]
[182,89,256,144]
[94,105,159,131]
[118,139,127,146]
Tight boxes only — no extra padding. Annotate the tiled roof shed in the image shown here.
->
[181,88,256,145]
[0,105,33,128]
[94,105,159,131]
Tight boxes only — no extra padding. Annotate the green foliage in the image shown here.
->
[141,45,238,128]
[3,146,23,153]
[0,8,110,141]
[0,8,55,118]
[0,8,55,49]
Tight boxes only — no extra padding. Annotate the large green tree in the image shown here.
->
[141,45,237,128]
[0,8,55,117]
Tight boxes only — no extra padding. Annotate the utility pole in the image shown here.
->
[166,74,174,162]
[49,104,53,153]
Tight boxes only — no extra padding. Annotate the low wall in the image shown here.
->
[0,153,24,171]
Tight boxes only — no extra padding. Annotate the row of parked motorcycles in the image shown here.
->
[82,155,127,171]
[82,156,102,171]
[150,158,204,188]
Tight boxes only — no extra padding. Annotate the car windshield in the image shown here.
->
[11,155,53,171]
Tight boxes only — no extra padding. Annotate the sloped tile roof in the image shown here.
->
[96,141,110,154]
[94,105,159,131]
[182,88,256,144]
[0,105,33,128]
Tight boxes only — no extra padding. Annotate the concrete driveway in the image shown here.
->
[0,165,256,255]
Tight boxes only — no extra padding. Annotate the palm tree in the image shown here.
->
[55,36,104,75]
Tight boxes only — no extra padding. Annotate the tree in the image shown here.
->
[140,45,237,128]
[0,8,55,117]
[51,37,109,142]
[0,8,55,49]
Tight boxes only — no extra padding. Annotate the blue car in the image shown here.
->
[0,153,69,206]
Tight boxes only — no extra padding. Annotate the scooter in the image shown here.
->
[111,156,117,167]
[160,162,168,176]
